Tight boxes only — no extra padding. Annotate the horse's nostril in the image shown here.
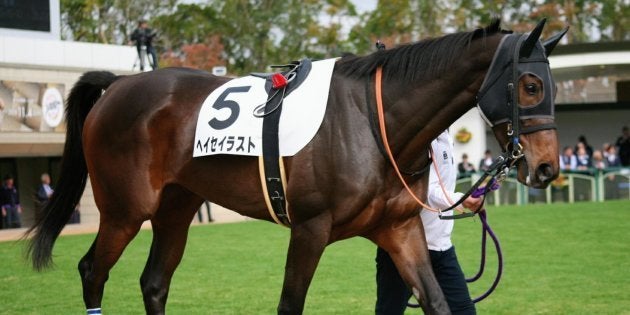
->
[536,163,554,182]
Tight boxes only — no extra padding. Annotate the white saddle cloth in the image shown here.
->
[193,58,337,157]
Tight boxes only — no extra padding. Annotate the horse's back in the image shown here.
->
[94,67,226,118]
[86,67,228,142]
[82,68,232,212]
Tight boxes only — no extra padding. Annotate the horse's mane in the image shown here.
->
[336,19,509,82]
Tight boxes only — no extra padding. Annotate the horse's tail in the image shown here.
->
[26,71,119,271]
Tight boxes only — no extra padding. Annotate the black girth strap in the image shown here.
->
[260,98,291,226]
[258,59,312,227]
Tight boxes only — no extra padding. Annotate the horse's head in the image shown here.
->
[477,19,568,188]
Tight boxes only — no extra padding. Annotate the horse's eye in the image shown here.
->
[525,83,539,95]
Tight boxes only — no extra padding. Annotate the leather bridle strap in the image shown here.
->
[520,123,557,134]
[374,67,441,213]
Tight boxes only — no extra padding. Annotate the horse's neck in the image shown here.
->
[384,35,502,165]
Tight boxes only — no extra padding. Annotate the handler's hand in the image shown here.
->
[1,207,5,217]
[462,196,483,212]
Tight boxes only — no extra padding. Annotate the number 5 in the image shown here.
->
[208,86,251,130]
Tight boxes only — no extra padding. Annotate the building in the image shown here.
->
[0,0,136,228]
[451,41,630,168]
[1,2,628,230]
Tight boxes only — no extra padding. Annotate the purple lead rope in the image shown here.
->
[407,209,503,308]
[408,179,503,308]
[471,178,499,198]
[466,210,503,303]
[466,177,503,303]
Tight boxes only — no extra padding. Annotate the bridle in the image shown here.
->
[374,21,565,307]
[373,26,560,219]
[374,20,566,306]
[476,30,559,164]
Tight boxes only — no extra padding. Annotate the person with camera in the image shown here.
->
[130,20,158,71]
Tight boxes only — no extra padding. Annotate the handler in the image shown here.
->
[375,130,481,315]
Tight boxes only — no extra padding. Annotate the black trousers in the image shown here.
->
[375,246,476,315]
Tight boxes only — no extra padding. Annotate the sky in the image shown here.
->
[353,0,377,13]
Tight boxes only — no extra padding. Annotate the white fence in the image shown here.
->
[456,167,630,205]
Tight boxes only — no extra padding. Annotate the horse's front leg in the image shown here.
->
[277,213,332,315]
[369,215,451,315]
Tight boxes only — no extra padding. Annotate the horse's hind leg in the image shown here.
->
[140,185,203,315]
[78,216,144,314]
[369,216,451,315]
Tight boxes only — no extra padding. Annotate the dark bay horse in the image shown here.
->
[27,20,566,314]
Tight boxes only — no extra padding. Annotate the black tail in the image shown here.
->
[26,71,119,271]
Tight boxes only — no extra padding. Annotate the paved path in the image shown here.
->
[0,205,251,242]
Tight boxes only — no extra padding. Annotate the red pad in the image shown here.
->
[271,73,288,89]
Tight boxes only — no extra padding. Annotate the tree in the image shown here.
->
[151,3,219,52]
[315,0,359,57]
[161,35,225,71]
[591,0,629,42]
[350,0,415,52]
[60,0,115,43]
[60,0,628,75]
[60,0,177,44]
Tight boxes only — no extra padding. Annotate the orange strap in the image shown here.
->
[375,67,440,213]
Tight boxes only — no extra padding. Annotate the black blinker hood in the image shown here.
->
[476,33,557,135]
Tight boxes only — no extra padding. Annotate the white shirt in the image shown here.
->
[559,154,577,170]
[43,184,54,197]
[421,130,464,251]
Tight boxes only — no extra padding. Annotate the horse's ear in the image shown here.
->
[520,18,546,57]
[543,27,569,56]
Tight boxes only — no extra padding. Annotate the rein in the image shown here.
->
[374,65,513,307]
[438,150,519,220]
[374,67,520,217]
[374,20,564,308]
[374,67,441,214]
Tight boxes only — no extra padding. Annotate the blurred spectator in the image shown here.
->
[574,135,593,157]
[36,173,53,203]
[591,150,606,170]
[478,150,493,172]
[574,142,587,158]
[197,200,214,223]
[1,174,21,229]
[35,173,54,223]
[602,143,611,159]
[559,146,577,171]
[605,145,621,167]
[457,153,475,177]
[575,147,591,170]
[616,126,630,166]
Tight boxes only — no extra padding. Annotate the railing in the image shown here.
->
[456,167,630,205]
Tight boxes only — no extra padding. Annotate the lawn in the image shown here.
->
[0,200,629,314]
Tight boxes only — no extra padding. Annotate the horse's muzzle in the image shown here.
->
[535,162,556,187]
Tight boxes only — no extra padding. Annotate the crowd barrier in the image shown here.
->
[455,167,630,205]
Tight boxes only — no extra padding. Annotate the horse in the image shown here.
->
[26,19,566,314]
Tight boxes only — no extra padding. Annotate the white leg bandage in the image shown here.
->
[86,308,102,315]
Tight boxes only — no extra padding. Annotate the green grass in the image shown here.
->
[1,200,629,314]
